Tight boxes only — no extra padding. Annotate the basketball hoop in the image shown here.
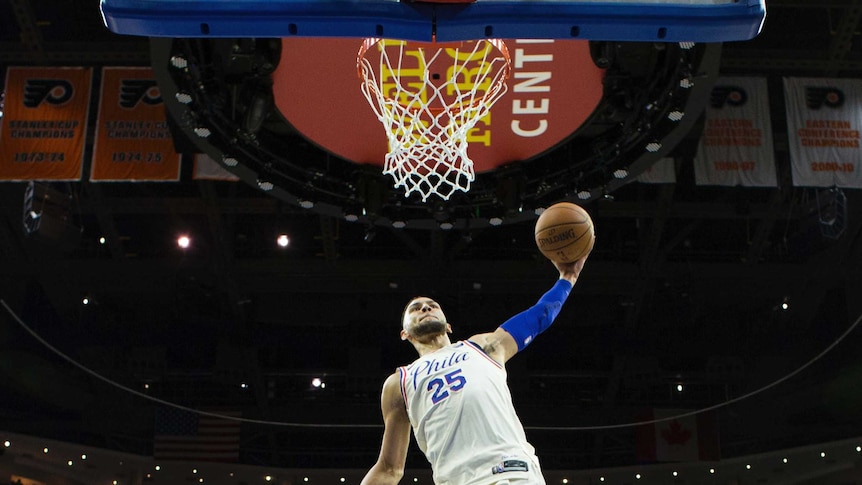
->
[358,38,511,201]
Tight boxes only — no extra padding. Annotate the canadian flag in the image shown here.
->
[635,409,720,462]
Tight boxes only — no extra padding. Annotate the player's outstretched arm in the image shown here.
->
[472,254,588,364]
[361,372,411,485]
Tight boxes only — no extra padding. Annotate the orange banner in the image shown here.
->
[0,67,92,181]
[91,67,181,181]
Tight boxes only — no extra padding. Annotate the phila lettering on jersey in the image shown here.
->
[398,341,545,485]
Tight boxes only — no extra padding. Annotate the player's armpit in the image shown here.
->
[469,327,519,365]
[361,372,411,485]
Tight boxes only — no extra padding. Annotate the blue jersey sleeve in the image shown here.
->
[500,278,573,351]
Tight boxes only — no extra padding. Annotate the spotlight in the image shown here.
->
[676,383,683,392]
[344,213,359,222]
[175,92,193,104]
[439,222,454,230]
[170,55,188,69]
[3,441,9,447]
[82,297,90,305]
[177,235,191,249]
[298,199,314,209]
[223,156,239,167]
[646,142,662,152]
[667,110,685,121]
[489,217,503,226]
[679,78,694,89]
[613,168,628,179]
[577,190,591,200]
[781,297,790,311]
[679,41,696,49]
[193,127,211,138]
[311,377,323,388]
[99,236,106,244]
[276,234,289,247]
[392,220,406,229]
[257,180,274,191]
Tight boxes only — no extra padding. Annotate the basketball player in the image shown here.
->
[361,255,588,485]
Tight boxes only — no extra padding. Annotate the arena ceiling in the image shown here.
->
[1,0,862,477]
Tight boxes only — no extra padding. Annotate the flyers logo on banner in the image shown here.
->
[91,67,181,181]
[23,79,74,107]
[804,86,845,110]
[709,85,747,109]
[119,79,163,108]
[0,67,92,181]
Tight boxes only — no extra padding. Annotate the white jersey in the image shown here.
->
[398,340,544,485]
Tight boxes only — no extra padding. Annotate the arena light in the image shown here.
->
[175,92,193,104]
[223,156,239,167]
[177,235,191,249]
[257,180,274,191]
[170,55,188,69]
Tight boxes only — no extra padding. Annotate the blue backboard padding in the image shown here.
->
[436,1,766,42]
[101,0,765,42]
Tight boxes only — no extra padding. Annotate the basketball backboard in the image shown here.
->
[101,0,766,42]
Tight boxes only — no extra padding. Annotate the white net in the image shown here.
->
[358,38,511,201]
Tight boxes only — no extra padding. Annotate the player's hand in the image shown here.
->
[554,255,587,285]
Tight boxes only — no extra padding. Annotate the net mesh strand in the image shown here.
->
[359,39,510,201]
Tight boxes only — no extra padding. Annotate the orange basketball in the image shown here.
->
[534,202,595,263]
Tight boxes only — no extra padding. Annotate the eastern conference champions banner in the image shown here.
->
[0,67,92,181]
[694,77,776,186]
[784,77,862,187]
[91,67,181,181]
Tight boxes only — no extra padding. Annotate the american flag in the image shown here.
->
[153,408,241,462]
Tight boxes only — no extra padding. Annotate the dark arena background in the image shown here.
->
[1,1,862,484]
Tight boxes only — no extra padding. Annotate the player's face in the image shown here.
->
[402,297,449,339]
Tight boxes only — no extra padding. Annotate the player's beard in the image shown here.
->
[411,318,448,338]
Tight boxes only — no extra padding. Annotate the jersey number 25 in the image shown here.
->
[427,369,466,404]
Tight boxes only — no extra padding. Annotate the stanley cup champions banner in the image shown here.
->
[91,67,181,181]
[693,77,776,186]
[0,67,93,181]
[784,77,862,187]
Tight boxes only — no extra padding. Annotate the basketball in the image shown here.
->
[534,202,595,263]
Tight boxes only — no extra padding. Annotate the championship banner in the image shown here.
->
[784,77,862,187]
[636,157,676,184]
[91,67,181,181]
[693,77,776,187]
[0,67,92,181]
[193,153,240,181]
